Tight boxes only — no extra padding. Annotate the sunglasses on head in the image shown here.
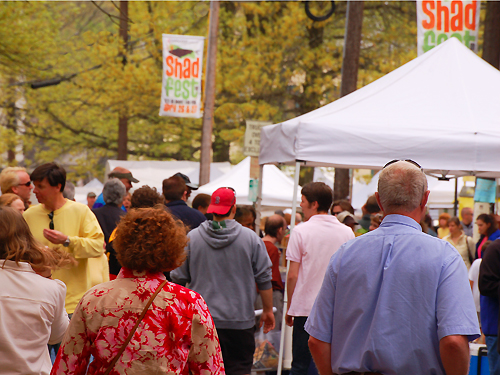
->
[48,212,54,230]
[18,181,31,187]
[383,159,423,171]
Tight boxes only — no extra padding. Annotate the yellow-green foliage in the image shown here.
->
[0,1,466,180]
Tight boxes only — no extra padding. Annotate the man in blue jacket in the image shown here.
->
[162,174,206,231]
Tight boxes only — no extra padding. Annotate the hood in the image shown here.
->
[197,219,242,249]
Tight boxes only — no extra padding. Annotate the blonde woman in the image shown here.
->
[0,193,25,213]
[443,216,475,270]
[437,212,451,239]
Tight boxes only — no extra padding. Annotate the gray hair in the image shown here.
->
[103,179,126,206]
[378,161,427,214]
[63,181,75,200]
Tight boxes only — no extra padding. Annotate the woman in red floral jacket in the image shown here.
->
[51,206,225,375]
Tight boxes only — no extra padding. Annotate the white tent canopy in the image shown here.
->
[191,157,301,208]
[260,38,500,178]
[261,38,500,372]
[105,160,233,191]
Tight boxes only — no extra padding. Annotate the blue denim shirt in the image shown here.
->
[305,214,480,375]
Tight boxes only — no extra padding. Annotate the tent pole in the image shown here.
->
[454,177,458,217]
[255,164,264,236]
[496,178,499,215]
[278,160,301,374]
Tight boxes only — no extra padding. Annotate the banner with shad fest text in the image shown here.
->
[417,0,480,56]
[160,34,205,118]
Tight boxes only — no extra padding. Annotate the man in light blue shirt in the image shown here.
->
[305,160,480,375]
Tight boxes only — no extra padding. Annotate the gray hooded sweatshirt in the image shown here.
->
[171,219,272,330]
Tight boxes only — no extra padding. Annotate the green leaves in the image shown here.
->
[0,1,435,180]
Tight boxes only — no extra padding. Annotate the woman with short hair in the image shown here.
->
[52,207,224,375]
[0,206,72,375]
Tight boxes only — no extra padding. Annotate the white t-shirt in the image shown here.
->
[0,260,69,375]
[468,258,482,313]
[286,214,355,316]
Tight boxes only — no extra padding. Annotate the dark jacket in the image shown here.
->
[165,200,206,231]
[476,229,500,259]
[478,239,500,343]
[93,204,125,276]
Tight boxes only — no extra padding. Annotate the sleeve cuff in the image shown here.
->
[257,280,272,291]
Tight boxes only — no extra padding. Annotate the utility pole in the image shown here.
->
[117,0,129,160]
[334,0,364,201]
[199,1,220,185]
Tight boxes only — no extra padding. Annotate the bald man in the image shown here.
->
[93,167,139,210]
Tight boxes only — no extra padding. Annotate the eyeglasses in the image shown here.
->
[383,159,423,171]
[18,181,31,187]
[332,211,341,216]
[48,212,54,230]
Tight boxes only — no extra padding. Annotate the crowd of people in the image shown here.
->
[0,159,498,375]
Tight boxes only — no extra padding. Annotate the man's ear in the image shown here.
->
[375,192,384,214]
[311,200,319,212]
[420,190,430,209]
[182,190,189,201]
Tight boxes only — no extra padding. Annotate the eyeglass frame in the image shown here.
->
[383,159,423,172]
[17,181,32,187]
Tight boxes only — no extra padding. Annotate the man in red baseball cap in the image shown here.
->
[207,187,236,215]
[171,187,275,375]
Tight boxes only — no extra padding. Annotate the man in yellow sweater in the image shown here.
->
[23,163,104,315]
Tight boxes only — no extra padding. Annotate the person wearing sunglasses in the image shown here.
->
[0,166,33,210]
[307,160,479,375]
[22,162,105,361]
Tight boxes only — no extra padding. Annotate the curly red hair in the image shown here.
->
[113,206,188,273]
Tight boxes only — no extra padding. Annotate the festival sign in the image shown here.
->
[417,1,480,56]
[159,34,205,118]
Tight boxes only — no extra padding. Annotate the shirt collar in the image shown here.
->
[307,214,339,223]
[117,267,166,280]
[380,214,422,232]
[165,200,187,207]
[1,259,36,273]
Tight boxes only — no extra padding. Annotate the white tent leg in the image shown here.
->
[278,160,301,374]
[255,164,264,236]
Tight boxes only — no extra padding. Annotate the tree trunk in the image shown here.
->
[200,1,220,185]
[483,1,500,69]
[334,1,364,201]
[117,1,129,160]
[117,115,128,160]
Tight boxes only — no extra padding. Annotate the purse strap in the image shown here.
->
[103,279,168,375]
